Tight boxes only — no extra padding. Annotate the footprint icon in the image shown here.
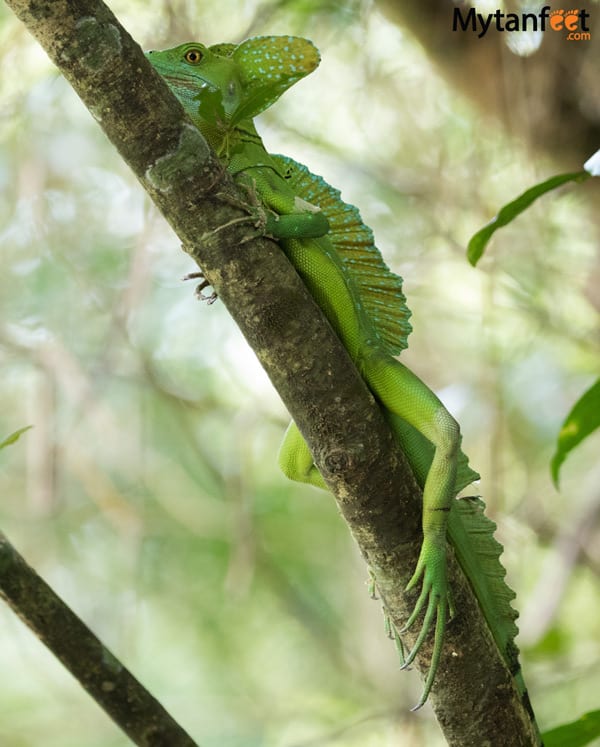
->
[564,9,580,30]
[550,9,565,30]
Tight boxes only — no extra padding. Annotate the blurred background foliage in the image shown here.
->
[0,0,599,745]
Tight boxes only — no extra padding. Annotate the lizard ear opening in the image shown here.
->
[230,35,320,122]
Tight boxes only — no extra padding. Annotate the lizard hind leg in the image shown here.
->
[361,351,461,707]
[277,420,328,490]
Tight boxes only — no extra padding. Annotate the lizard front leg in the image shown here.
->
[236,167,331,241]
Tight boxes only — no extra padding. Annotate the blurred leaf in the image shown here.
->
[0,426,33,451]
[542,710,600,747]
[551,378,600,487]
[467,171,591,266]
[528,626,570,658]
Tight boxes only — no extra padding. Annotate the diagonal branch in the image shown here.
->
[3,1,540,745]
[0,531,198,746]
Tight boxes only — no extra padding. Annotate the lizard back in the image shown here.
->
[271,154,413,356]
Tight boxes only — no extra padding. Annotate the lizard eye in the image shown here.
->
[184,48,203,64]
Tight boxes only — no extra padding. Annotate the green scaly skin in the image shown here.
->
[146,37,540,731]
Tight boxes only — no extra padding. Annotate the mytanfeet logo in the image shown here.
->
[453,5,591,41]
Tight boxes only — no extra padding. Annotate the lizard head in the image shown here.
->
[145,36,320,134]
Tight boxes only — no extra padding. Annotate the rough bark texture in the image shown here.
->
[4,1,541,745]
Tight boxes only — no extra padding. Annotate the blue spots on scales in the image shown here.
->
[252,37,318,75]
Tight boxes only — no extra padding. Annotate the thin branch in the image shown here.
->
[0,531,198,747]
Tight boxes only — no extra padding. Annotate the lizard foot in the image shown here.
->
[384,608,406,665]
[368,570,406,666]
[209,185,270,243]
[182,271,218,304]
[400,540,454,710]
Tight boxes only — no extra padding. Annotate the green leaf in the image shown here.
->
[551,378,600,487]
[467,171,591,266]
[0,425,33,451]
[542,710,600,747]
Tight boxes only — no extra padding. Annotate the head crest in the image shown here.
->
[224,36,320,122]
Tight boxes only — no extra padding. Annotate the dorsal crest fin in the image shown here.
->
[271,155,412,354]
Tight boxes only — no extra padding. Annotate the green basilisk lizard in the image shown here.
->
[146,36,539,726]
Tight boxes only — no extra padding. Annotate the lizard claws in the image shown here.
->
[182,271,218,304]
[399,542,453,708]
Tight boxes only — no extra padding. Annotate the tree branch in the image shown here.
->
[0,532,198,746]
[4,1,540,744]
